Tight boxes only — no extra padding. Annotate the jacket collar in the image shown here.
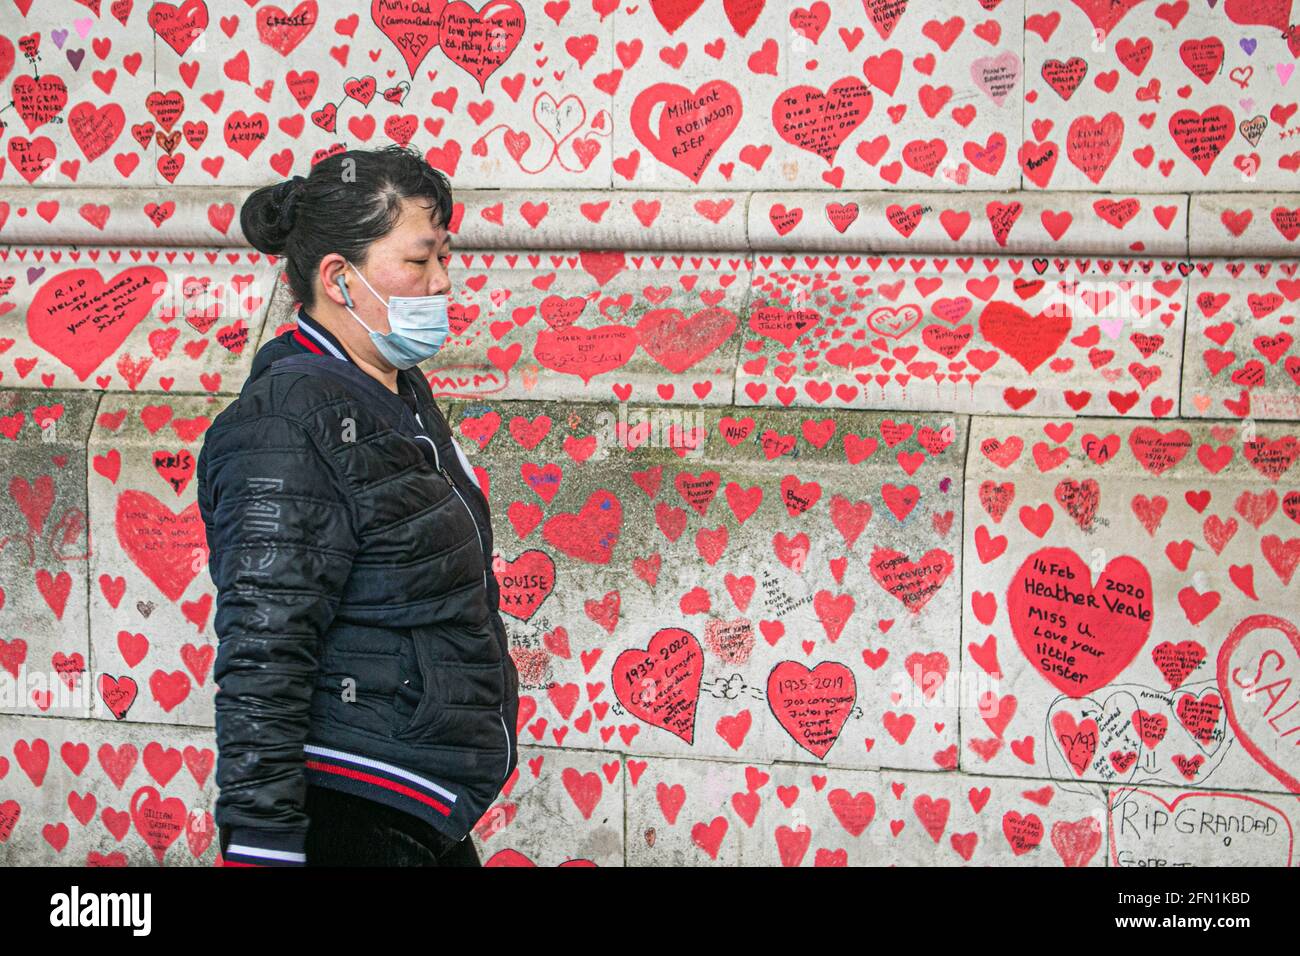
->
[293,305,354,364]
[289,304,424,413]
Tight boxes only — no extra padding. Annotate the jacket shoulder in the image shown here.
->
[196,367,364,532]
[197,369,365,518]
[204,361,370,459]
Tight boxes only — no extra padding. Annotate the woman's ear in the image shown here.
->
[321,256,352,307]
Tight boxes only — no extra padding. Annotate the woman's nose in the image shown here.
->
[432,264,451,295]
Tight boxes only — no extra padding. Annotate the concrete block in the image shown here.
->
[450,400,966,770]
[626,757,1107,865]
[1180,262,1300,420]
[962,415,1300,796]
[1022,1,1296,192]
[0,0,159,189]
[0,246,276,393]
[0,390,95,720]
[735,255,1186,416]
[0,188,262,247]
[0,714,218,866]
[86,394,233,728]
[475,746,623,866]
[0,189,747,250]
[1189,195,1300,259]
[147,0,613,189]
[611,1,1023,192]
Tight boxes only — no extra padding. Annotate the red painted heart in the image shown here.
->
[1009,547,1153,697]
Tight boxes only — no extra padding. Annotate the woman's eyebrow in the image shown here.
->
[408,236,451,252]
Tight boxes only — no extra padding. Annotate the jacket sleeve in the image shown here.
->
[198,412,359,867]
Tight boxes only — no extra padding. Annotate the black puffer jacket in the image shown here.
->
[198,312,519,866]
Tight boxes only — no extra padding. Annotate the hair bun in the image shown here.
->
[275,174,307,231]
[239,175,306,255]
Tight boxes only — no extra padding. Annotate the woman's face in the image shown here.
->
[344,195,453,337]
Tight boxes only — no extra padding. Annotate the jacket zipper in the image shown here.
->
[414,422,511,785]
[415,432,487,591]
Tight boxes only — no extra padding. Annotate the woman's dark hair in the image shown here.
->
[240,145,454,309]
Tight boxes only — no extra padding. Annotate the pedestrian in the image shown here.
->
[198,144,519,866]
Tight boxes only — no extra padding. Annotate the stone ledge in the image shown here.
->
[2,190,1298,257]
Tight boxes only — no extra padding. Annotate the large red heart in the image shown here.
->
[67,102,125,162]
[978,300,1072,374]
[1168,106,1234,175]
[1052,709,1100,774]
[542,489,622,564]
[115,490,206,603]
[440,0,525,91]
[1008,547,1153,696]
[27,267,167,381]
[612,628,702,743]
[636,307,736,373]
[1128,426,1191,475]
[869,546,954,615]
[256,1,318,56]
[747,305,820,347]
[862,0,908,38]
[370,0,446,78]
[767,660,856,758]
[771,76,873,165]
[722,0,765,36]
[493,549,555,622]
[129,786,186,864]
[148,0,209,56]
[1065,112,1125,184]
[0,36,14,88]
[1069,0,1147,36]
[533,324,638,384]
[630,81,743,184]
[1223,0,1293,31]
[648,0,707,33]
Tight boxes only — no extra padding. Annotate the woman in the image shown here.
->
[198,145,519,866]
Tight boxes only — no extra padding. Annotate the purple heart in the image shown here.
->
[51,28,67,48]
[27,267,46,284]
[1240,38,1257,55]
[939,476,952,492]
[66,48,84,70]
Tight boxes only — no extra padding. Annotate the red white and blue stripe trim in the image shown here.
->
[218,744,465,866]
[221,828,308,867]
[293,307,352,362]
[303,743,459,822]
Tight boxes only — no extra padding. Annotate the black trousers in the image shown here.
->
[303,784,481,866]
[220,785,481,866]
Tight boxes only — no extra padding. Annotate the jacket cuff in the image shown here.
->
[221,827,308,866]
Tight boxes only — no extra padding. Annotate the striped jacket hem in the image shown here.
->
[220,827,307,867]
[302,743,462,837]
[218,745,469,865]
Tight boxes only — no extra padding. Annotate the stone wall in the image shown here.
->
[0,0,1297,866]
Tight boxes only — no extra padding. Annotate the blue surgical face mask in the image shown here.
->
[341,259,449,370]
